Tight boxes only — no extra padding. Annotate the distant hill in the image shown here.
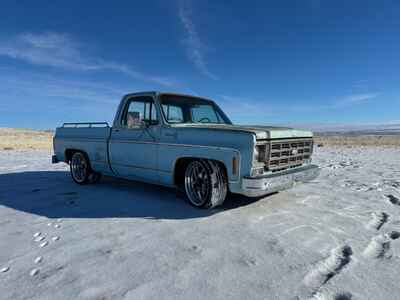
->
[274,122,400,135]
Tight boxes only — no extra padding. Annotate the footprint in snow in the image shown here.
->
[238,256,257,267]
[303,245,352,291]
[366,212,388,231]
[39,241,48,248]
[34,256,43,264]
[30,268,39,276]
[54,224,61,229]
[47,222,52,227]
[1,267,10,273]
[390,231,400,239]
[363,231,400,259]
[33,232,41,238]
[34,236,45,242]
[312,291,353,300]
[386,194,400,206]
[52,236,60,242]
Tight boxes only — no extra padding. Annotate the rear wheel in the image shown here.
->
[70,152,96,185]
[184,160,227,209]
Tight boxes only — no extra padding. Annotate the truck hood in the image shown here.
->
[170,123,313,139]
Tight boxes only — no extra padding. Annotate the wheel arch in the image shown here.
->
[65,149,90,166]
[173,156,229,189]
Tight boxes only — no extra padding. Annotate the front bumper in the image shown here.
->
[240,164,320,197]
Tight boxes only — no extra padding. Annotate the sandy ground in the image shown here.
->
[0,128,53,151]
[0,146,399,300]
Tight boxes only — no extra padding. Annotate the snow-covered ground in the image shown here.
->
[0,147,399,300]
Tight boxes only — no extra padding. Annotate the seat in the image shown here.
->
[127,111,141,128]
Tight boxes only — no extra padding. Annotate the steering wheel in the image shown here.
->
[198,117,211,123]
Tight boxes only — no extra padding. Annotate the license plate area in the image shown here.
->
[265,173,293,188]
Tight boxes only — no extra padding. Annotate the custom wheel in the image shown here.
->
[70,152,91,184]
[184,160,227,208]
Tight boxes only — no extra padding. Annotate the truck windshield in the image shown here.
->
[160,95,231,124]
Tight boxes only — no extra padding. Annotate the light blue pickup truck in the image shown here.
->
[53,91,319,208]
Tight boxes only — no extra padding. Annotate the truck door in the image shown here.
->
[109,95,160,183]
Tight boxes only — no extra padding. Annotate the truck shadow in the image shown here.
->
[0,171,264,220]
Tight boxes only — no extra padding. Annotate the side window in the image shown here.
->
[162,104,184,123]
[122,97,158,128]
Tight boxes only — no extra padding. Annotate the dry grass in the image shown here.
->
[0,128,53,151]
[314,134,400,146]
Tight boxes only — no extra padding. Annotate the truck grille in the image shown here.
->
[267,138,313,172]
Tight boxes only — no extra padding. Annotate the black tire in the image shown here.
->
[88,172,102,184]
[184,159,227,209]
[70,152,91,185]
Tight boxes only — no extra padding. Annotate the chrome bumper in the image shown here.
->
[240,164,320,197]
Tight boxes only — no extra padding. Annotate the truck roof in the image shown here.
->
[123,91,215,103]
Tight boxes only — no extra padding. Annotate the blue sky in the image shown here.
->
[0,0,399,129]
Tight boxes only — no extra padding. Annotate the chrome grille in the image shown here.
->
[267,138,313,171]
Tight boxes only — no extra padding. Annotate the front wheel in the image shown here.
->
[184,160,227,209]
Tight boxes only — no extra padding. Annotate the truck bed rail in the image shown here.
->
[62,122,110,128]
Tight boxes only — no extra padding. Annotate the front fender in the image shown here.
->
[159,144,241,184]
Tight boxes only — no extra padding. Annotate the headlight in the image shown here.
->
[251,143,269,177]
[253,146,260,162]
[253,144,267,164]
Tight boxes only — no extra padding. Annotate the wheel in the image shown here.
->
[70,152,91,185]
[88,172,102,184]
[184,160,227,208]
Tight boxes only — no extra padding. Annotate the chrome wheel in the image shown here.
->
[185,161,211,207]
[70,152,89,183]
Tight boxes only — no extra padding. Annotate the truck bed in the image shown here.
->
[53,122,112,173]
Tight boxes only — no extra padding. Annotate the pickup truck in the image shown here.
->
[53,91,320,208]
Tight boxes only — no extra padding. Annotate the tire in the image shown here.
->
[70,152,91,185]
[88,172,102,184]
[184,159,227,208]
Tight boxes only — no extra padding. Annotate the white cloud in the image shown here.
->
[178,1,217,80]
[337,93,378,105]
[0,32,179,87]
[0,70,122,107]
[218,92,380,121]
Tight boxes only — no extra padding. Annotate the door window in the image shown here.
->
[122,97,158,128]
[162,104,184,123]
